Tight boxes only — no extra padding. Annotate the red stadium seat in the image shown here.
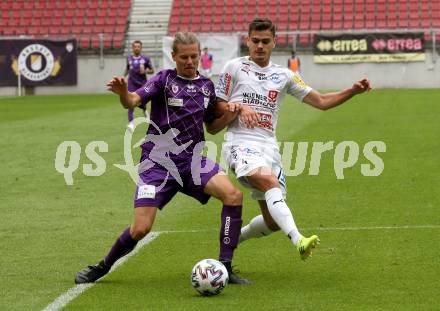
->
[79,36,90,49]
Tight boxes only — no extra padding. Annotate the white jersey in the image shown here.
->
[215,56,312,148]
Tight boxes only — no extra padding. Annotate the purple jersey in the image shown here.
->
[135,69,217,159]
[127,54,153,91]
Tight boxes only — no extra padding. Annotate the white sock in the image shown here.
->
[265,187,302,245]
[239,215,273,243]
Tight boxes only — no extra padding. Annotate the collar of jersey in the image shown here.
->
[176,73,200,81]
[246,56,272,70]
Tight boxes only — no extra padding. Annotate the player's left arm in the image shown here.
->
[303,78,372,110]
[145,58,154,74]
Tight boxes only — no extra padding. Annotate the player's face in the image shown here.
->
[132,43,142,56]
[172,43,200,78]
[247,29,276,67]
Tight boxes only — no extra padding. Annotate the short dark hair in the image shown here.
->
[132,40,142,46]
[248,18,276,37]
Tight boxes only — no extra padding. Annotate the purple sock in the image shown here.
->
[219,205,243,262]
[128,108,134,122]
[104,227,138,267]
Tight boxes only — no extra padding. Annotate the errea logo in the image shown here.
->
[186,84,197,92]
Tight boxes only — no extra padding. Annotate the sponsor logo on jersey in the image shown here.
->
[254,72,267,80]
[240,64,251,75]
[143,82,153,93]
[293,75,308,89]
[204,97,210,108]
[168,98,184,106]
[242,92,277,110]
[257,112,274,131]
[269,73,281,83]
[268,90,278,102]
[217,72,232,95]
[186,84,197,93]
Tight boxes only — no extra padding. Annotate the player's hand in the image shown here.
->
[226,102,241,112]
[352,78,372,94]
[239,104,259,128]
[106,76,128,95]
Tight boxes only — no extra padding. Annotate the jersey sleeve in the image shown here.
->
[126,57,130,71]
[134,72,164,109]
[203,81,218,124]
[215,59,236,101]
[285,70,313,102]
[145,56,153,70]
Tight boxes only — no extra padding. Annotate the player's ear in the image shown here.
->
[246,36,251,48]
[171,51,176,62]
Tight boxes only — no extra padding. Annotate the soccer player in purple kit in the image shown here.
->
[124,40,154,132]
[75,32,250,285]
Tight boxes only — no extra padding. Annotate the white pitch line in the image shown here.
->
[42,232,161,311]
[159,224,440,234]
[42,224,440,311]
[306,224,440,231]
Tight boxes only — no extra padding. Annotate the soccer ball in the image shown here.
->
[190,259,229,296]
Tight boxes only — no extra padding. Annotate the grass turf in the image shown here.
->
[0,90,439,310]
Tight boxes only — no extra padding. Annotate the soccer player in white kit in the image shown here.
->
[211,18,372,260]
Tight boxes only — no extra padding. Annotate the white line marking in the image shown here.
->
[160,224,440,234]
[42,224,440,310]
[307,225,440,231]
[42,232,161,311]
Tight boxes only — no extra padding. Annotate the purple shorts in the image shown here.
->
[134,155,221,209]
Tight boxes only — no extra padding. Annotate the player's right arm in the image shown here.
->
[205,99,241,134]
[106,76,141,109]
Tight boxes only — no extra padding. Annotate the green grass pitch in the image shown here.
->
[0,89,439,310]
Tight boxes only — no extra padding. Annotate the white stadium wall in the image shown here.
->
[0,51,439,96]
[271,51,440,89]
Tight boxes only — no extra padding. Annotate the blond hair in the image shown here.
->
[172,32,200,53]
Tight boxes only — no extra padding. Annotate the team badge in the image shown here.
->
[172,83,179,93]
[15,44,58,81]
[201,85,210,96]
[268,90,278,102]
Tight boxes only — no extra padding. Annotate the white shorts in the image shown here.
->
[222,143,287,200]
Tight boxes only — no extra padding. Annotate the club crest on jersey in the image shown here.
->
[171,83,179,93]
[201,85,211,96]
[268,90,278,102]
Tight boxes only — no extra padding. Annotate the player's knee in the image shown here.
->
[131,224,151,240]
[223,187,243,205]
[249,173,279,192]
